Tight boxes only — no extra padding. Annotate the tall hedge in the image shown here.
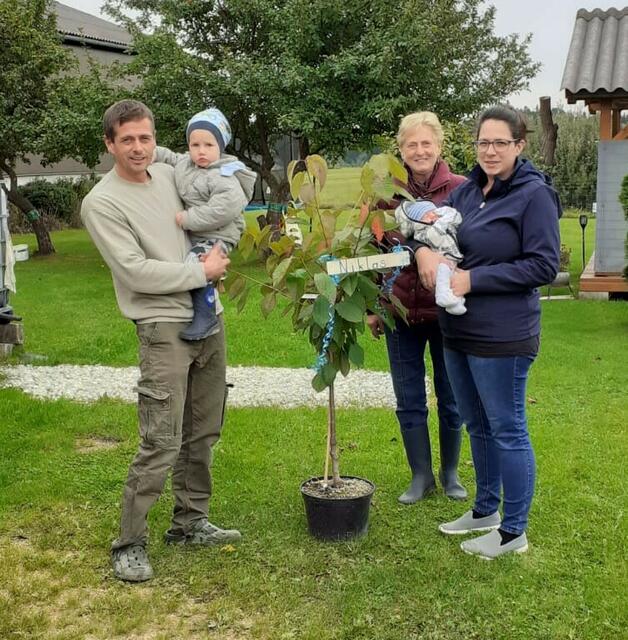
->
[524,110,598,211]
[620,174,628,280]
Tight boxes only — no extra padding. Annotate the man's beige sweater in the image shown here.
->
[81,164,208,323]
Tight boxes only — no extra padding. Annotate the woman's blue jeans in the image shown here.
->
[385,318,461,435]
[443,348,536,535]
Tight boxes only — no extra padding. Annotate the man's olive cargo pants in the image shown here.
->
[112,318,227,550]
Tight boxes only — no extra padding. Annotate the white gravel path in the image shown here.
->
[0,364,404,408]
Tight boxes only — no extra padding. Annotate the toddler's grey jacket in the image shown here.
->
[154,147,257,248]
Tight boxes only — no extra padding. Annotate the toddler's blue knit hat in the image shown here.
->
[186,107,231,152]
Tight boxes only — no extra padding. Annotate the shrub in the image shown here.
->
[620,174,628,280]
[18,178,77,223]
[16,176,99,228]
[559,244,571,272]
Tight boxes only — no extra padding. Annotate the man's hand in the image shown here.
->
[200,243,230,281]
[450,268,471,296]
[415,247,445,291]
[366,314,385,339]
[175,211,185,227]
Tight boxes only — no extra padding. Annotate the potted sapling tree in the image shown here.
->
[225,153,410,540]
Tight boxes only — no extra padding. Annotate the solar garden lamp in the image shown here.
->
[579,214,588,272]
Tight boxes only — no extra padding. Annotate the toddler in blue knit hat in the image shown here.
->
[395,200,466,315]
[154,107,257,340]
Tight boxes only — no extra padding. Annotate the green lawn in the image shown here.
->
[1,214,626,638]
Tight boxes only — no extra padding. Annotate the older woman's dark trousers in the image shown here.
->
[384,318,462,470]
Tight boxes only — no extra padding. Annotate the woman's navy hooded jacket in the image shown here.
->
[439,157,561,344]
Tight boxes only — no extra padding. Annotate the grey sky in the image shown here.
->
[59,0,613,109]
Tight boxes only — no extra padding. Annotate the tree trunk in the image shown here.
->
[328,383,341,487]
[539,96,558,167]
[0,161,55,255]
[299,136,310,159]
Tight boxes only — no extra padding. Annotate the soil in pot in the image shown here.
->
[300,476,375,541]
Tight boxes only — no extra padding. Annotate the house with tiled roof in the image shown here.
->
[561,7,628,294]
[14,2,134,183]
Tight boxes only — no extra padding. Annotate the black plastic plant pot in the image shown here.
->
[300,476,375,541]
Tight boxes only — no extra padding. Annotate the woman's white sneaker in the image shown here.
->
[460,530,528,560]
[438,509,501,535]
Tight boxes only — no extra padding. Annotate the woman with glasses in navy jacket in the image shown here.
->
[417,105,561,559]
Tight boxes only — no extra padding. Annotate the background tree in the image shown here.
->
[0,0,113,255]
[107,0,538,200]
[524,108,599,210]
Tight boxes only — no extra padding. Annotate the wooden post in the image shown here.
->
[539,97,558,166]
[0,322,23,358]
[599,107,613,141]
[611,110,621,138]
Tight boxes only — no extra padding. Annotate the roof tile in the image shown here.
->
[53,1,133,50]
[561,7,628,95]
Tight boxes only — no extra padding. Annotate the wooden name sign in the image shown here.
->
[325,252,411,276]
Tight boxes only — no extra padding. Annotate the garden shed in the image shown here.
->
[561,6,628,293]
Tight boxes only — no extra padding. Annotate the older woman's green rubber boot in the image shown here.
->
[398,426,436,504]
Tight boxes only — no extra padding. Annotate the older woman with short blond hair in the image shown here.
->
[368,110,467,504]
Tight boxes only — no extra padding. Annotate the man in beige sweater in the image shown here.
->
[81,100,241,583]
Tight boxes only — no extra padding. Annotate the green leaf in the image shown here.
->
[226,275,246,300]
[339,350,351,376]
[313,295,331,328]
[388,154,408,184]
[393,187,416,202]
[320,210,337,247]
[310,323,323,341]
[340,274,358,296]
[381,308,396,331]
[346,291,366,312]
[360,165,375,195]
[265,253,280,276]
[261,292,277,318]
[286,272,306,302]
[389,293,408,322]
[287,160,298,183]
[236,286,250,314]
[237,232,256,259]
[314,271,337,303]
[272,256,294,287]
[321,362,337,386]
[306,154,328,190]
[369,153,389,179]
[269,235,294,256]
[348,342,364,367]
[290,170,305,200]
[335,300,363,323]
[297,302,314,325]
[357,274,381,301]
[300,182,316,204]
[311,372,327,393]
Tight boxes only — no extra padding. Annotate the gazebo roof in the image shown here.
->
[561,7,628,104]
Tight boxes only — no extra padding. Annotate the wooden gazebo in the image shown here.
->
[561,7,628,294]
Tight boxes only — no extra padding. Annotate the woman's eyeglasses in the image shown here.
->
[472,139,519,152]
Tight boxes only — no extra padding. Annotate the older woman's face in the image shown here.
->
[476,119,525,181]
[399,125,441,181]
